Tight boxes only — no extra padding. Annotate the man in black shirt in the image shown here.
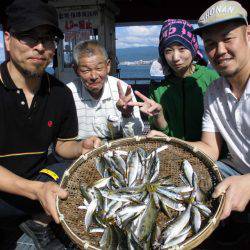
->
[0,0,100,248]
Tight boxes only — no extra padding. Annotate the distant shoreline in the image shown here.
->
[119,59,156,66]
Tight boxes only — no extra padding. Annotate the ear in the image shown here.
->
[247,25,250,42]
[106,59,111,74]
[4,31,11,52]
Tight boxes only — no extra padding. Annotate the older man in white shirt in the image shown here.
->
[67,40,144,140]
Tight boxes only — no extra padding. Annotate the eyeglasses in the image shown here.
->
[12,33,60,48]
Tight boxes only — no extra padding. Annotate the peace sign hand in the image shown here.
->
[128,90,163,117]
[116,81,134,117]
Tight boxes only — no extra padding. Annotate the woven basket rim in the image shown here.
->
[56,136,225,249]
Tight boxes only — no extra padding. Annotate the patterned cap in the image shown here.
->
[158,19,204,67]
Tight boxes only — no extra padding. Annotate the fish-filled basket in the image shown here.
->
[57,136,225,249]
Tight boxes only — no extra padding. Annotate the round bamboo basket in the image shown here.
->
[56,136,225,249]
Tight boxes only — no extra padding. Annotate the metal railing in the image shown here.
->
[120,77,151,85]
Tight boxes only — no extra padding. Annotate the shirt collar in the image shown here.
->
[0,60,51,93]
[223,78,232,95]
[0,61,18,90]
[80,77,111,101]
[39,73,51,94]
[164,64,201,85]
[245,78,250,95]
[224,77,250,96]
[100,77,112,101]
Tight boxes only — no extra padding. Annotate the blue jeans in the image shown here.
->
[216,161,250,223]
[216,161,241,178]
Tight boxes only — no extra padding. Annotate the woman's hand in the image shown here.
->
[128,90,163,117]
[147,130,168,138]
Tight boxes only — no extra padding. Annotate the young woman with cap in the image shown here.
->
[129,19,219,141]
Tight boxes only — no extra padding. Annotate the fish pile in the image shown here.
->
[78,145,212,249]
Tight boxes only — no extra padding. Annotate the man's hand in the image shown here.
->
[212,174,250,220]
[0,166,68,224]
[80,136,101,155]
[116,81,134,117]
[35,182,68,224]
[147,129,168,138]
[128,90,163,117]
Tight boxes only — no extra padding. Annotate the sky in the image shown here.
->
[116,25,161,49]
[115,24,203,50]
[0,25,161,62]
[0,24,203,59]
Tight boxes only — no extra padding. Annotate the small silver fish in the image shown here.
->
[194,201,212,217]
[85,198,97,231]
[165,185,194,193]
[158,193,186,212]
[161,203,191,244]
[182,160,197,187]
[127,150,140,187]
[191,205,202,233]
[157,186,184,201]
[182,160,205,202]
[134,195,158,243]
[90,177,111,189]
[161,230,189,249]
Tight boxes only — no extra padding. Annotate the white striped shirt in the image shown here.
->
[67,76,144,140]
[202,77,250,174]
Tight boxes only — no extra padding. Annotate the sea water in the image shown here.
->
[116,46,158,84]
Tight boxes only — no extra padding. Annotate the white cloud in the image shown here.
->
[126,26,160,37]
[116,25,161,49]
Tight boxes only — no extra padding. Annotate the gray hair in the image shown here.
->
[73,40,108,65]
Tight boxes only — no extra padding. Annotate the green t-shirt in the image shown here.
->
[149,64,219,141]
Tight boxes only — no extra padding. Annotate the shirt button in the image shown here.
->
[21,101,25,105]
[16,90,20,94]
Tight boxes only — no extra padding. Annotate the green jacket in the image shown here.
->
[149,64,219,141]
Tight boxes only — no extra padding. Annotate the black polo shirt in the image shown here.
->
[0,61,78,179]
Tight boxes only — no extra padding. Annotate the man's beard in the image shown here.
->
[13,59,45,78]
